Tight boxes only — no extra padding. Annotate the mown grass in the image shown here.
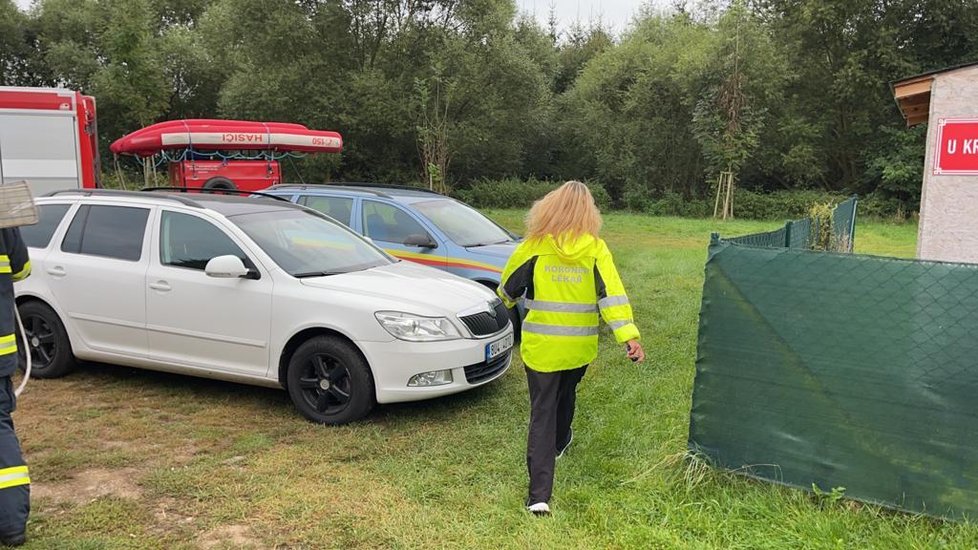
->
[16,212,972,549]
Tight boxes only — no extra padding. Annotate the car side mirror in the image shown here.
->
[205,255,254,279]
[403,233,438,249]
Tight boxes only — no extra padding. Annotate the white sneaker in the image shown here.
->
[527,502,551,515]
[556,429,573,459]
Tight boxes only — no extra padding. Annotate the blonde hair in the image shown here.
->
[525,181,602,241]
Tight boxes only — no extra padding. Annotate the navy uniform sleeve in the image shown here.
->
[1,229,29,281]
[497,242,537,308]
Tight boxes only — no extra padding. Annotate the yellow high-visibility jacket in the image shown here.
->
[497,232,640,372]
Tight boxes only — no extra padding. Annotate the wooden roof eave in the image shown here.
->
[891,76,933,127]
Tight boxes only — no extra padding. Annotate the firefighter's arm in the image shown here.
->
[595,240,640,344]
[2,228,29,282]
[497,245,535,309]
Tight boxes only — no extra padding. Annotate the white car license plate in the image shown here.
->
[485,332,514,361]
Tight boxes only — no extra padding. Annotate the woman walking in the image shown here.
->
[498,180,645,515]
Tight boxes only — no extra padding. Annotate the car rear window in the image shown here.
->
[21,203,70,248]
[299,195,354,227]
[61,205,149,261]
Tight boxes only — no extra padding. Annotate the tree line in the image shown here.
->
[2,0,978,210]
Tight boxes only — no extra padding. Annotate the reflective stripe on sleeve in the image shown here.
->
[498,285,515,302]
[0,466,29,490]
[598,295,629,309]
[0,334,15,356]
[12,260,30,281]
[607,319,631,330]
[522,322,598,337]
[524,300,598,313]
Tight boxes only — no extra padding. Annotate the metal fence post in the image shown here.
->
[784,221,793,248]
[849,195,858,253]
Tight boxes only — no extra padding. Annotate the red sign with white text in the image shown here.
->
[935,119,978,175]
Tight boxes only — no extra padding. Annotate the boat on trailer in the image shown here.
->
[110,119,343,191]
[110,119,343,157]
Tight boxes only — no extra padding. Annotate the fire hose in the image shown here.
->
[14,306,28,397]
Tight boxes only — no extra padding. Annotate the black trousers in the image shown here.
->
[525,365,587,505]
[0,376,28,539]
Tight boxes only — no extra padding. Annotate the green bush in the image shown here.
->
[586,181,613,210]
[98,170,166,190]
[458,180,875,222]
[732,189,849,220]
[622,181,653,212]
[456,178,612,210]
[647,192,711,218]
[858,192,911,221]
[618,187,853,220]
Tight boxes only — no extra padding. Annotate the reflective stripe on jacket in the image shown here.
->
[498,233,639,372]
[0,229,29,377]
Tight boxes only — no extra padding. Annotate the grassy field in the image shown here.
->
[15,212,968,549]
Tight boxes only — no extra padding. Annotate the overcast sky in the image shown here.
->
[517,0,656,34]
[13,0,656,34]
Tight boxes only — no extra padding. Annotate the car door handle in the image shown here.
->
[149,281,171,292]
[46,266,66,277]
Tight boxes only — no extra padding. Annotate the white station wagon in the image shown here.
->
[15,190,513,424]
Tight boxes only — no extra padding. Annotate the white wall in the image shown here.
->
[918,65,978,263]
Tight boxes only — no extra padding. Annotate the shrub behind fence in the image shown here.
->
[723,196,856,251]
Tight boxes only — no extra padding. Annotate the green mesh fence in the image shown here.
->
[785,217,813,249]
[689,198,978,521]
[725,225,790,248]
[723,196,855,251]
[831,196,858,252]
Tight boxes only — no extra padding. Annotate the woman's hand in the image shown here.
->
[625,339,645,363]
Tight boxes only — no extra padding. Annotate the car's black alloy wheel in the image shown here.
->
[286,336,375,425]
[17,301,75,378]
[297,353,352,415]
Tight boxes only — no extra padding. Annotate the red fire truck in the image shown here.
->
[110,119,343,191]
[0,87,101,194]
[0,86,342,193]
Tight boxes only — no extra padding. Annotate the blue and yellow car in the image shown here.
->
[262,183,519,293]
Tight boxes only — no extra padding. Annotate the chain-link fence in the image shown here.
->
[723,196,856,251]
[689,199,978,521]
[831,196,858,252]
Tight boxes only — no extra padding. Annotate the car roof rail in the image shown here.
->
[265,183,391,198]
[140,186,290,202]
[330,182,443,195]
[267,182,444,198]
[45,188,203,208]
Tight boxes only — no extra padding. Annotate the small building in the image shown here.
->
[893,62,978,263]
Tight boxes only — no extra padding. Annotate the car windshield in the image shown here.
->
[411,199,513,247]
[230,209,393,277]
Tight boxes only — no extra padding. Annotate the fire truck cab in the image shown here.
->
[0,87,101,194]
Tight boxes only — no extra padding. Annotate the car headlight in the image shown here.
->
[375,311,461,341]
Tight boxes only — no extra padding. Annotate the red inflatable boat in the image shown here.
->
[110,119,343,157]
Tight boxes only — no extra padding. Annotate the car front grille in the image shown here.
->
[464,350,512,384]
[459,300,510,336]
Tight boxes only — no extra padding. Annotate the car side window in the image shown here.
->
[299,195,354,227]
[361,200,429,244]
[21,204,70,248]
[61,205,149,261]
[160,211,248,270]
